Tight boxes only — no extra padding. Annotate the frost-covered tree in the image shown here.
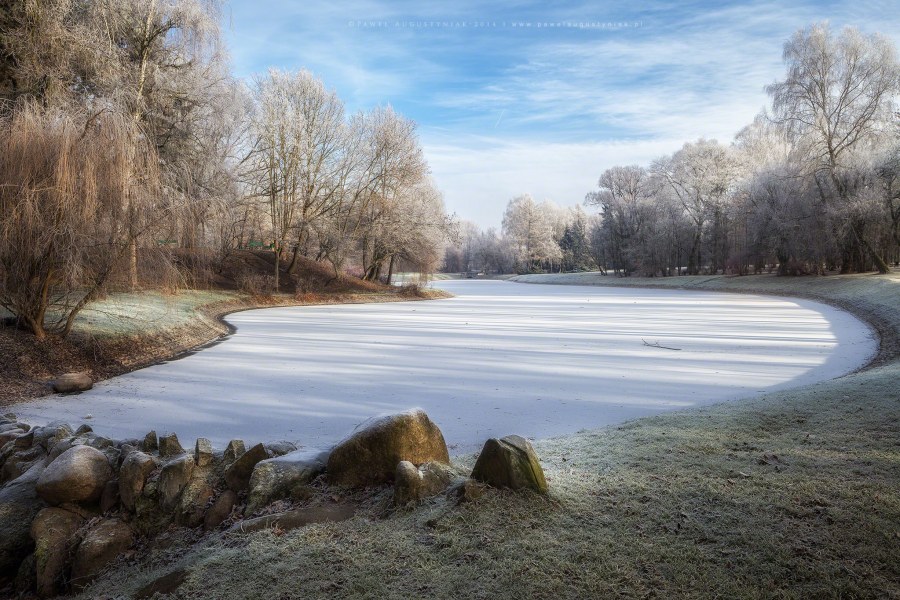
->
[502,194,563,273]
[767,23,900,273]
[653,140,738,274]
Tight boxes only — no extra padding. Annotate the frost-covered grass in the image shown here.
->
[79,272,900,599]
[71,290,239,338]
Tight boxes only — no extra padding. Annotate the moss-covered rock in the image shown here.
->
[327,409,449,487]
[31,507,83,597]
[70,518,134,591]
[471,435,548,493]
[246,448,327,513]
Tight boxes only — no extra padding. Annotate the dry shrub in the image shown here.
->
[0,102,162,339]
[397,283,424,298]
[234,271,275,298]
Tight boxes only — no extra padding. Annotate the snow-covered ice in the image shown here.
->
[13,280,877,452]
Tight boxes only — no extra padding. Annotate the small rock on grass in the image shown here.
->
[471,435,548,494]
[230,504,355,534]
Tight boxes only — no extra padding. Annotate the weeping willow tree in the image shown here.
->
[0,103,161,339]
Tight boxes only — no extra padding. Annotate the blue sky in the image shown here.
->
[223,0,900,227]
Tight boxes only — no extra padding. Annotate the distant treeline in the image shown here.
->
[444,24,900,277]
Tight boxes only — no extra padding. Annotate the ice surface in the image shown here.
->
[14,280,877,452]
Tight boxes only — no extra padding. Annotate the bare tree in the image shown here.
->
[502,194,562,273]
[767,23,900,273]
[654,140,737,274]
[0,103,161,339]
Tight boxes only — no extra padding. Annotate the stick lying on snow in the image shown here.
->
[642,338,682,351]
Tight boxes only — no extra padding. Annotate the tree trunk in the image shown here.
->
[129,238,138,290]
[386,254,395,285]
[273,246,280,292]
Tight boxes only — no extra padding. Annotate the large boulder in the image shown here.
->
[119,451,157,511]
[158,455,194,511]
[36,445,113,505]
[246,449,328,513]
[393,460,457,506]
[0,462,46,577]
[224,443,269,492]
[51,372,93,393]
[326,410,450,487]
[471,435,548,494]
[31,507,83,597]
[70,519,134,590]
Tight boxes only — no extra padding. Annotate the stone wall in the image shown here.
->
[0,408,547,597]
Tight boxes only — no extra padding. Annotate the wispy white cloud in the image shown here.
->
[423,133,686,227]
[225,0,900,226]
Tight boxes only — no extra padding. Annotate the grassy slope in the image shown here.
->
[81,273,900,599]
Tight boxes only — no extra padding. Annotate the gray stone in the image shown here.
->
[223,439,246,464]
[194,438,213,467]
[14,429,34,449]
[264,440,298,457]
[471,435,548,493]
[70,519,134,590]
[327,409,450,487]
[86,434,114,450]
[143,431,158,452]
[1,445,46,485]
[158,455,195,510]
[119,451,157,511]
[448,478,487,504]
[0,461,46,577]
[31,507,83,597]
[0,429,24,447]
[230,504,355,534]
[14,552,36,596]
[204,490,238,530]
[36,445,114,505]
[51,371,93,393]
[158,433,184,458]
[33,422,74,452]
[100,479,120,513]
[246,448,328,513]
[175,465,216,528]
[393,460,457,506]
[225,443,268,492]
[75,424,93,435]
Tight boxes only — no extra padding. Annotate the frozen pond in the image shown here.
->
[13,280,876,452]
